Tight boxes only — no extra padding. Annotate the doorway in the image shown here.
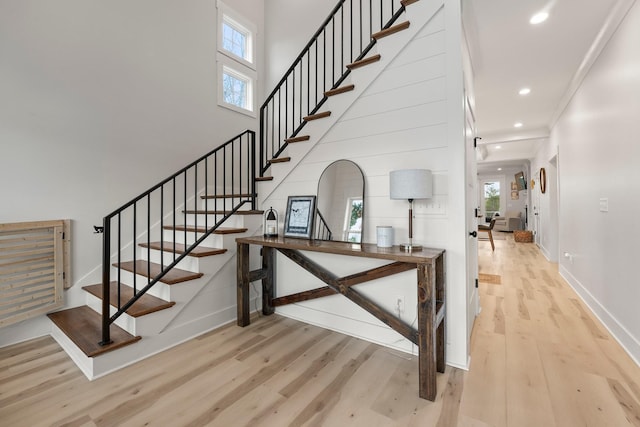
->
[479,177,505,224]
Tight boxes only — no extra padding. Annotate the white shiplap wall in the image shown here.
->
[262,5,469,366]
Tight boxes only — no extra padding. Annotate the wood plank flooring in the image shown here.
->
[1,233,639,426]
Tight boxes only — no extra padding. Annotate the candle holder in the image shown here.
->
[263,207,278,237]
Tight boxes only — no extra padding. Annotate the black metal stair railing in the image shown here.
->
[259,0,407,176]
[314,210,333,240]
[100,130,256,345]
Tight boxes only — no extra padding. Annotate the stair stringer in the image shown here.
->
[257,0,445,207]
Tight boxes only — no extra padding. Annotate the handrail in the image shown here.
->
[100,130,256,345]
[259,0,407,176]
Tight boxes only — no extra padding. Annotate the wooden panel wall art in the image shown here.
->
[0,220,70,327]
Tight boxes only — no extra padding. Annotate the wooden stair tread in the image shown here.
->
[285,135,310,143]
[324,84,355,97]
[268,157,291,164]
[401,0,419,7]
[200,193,254,200]
[139,241,227,258]
[164,225,248,235]
[347,54,381,70]
[115,260,203,285]
[303,111,331,121]
[372,21,410,40]
[82,283,175,318]
[255,176,274,181]
[182,210,263,216]
[48,306,141,357]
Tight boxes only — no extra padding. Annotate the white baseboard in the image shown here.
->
[559,265,640,367]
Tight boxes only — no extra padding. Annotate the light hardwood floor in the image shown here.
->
[1,234,639,426]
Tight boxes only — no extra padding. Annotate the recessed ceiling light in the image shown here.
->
[497,168,503,171]
[495,145,502,149]
[530,12,549,25]
[514,122,523,128]
[519,88,531,95]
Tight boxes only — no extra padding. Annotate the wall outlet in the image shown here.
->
[395,296,405,316]
[599,198,609,212]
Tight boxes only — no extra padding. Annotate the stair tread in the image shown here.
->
[255,176,274,181]
[347,54,382,70]
[183,209,263,215]
[268,157,291,164]
[115,260,203,285]
[164,225,248,235]
[200,193,255,200]
[284,135,310,143]
[372,21,410,40]
[48,306,141,357]
[401,0,419,6]
[139,241,228,258]
[324,84,355,97]
[82,283,175,318]
[304,111,331,121]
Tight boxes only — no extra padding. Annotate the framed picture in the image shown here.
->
[283,195,316,239]
[511,181,518,191]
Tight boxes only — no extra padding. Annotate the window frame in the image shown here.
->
[216,1,258,117]
[217,1,256,70]
[217,60,256,116]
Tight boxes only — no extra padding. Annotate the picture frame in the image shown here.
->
[540,167,547,194]
[283,195,316,239]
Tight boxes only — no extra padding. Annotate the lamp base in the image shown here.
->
[399,243,422,252]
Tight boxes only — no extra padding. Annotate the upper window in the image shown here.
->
[217,1,255,68]
[217,1,257,116]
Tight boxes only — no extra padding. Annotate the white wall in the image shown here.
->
[264,0,336,91]
[530,139,559,261]
[263,0,470,368]
[552,0,640,363]
[0,0,264,345]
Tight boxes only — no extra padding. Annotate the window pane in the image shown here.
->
[222,22,246,59]
[223,72,247,108]
[346,199,363,243]
[484,181,500,221]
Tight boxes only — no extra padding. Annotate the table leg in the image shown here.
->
[436,253,446,373]
[237,242,250,326]
[417,262,436,401]
[262,246,276,315]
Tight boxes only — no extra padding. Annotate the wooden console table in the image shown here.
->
[235,236,446,401]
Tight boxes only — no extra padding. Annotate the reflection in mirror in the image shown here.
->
[315,160,365,243]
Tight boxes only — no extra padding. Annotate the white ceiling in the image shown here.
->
[463,0,625,168]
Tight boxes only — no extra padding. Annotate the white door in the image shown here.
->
[465,98,479,335]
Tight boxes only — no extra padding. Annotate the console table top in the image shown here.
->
[236,236,444,263]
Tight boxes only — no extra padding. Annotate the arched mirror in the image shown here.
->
[315,160,365,243]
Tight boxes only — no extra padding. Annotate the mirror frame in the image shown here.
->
[315,159,365,243]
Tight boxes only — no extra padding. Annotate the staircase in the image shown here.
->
[48,131,263,379]
[46,0,435,379]
[255,0,442,204]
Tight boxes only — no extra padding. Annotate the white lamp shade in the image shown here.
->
[389,169,433,200]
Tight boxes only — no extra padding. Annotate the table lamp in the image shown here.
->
[389,169,433,251]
